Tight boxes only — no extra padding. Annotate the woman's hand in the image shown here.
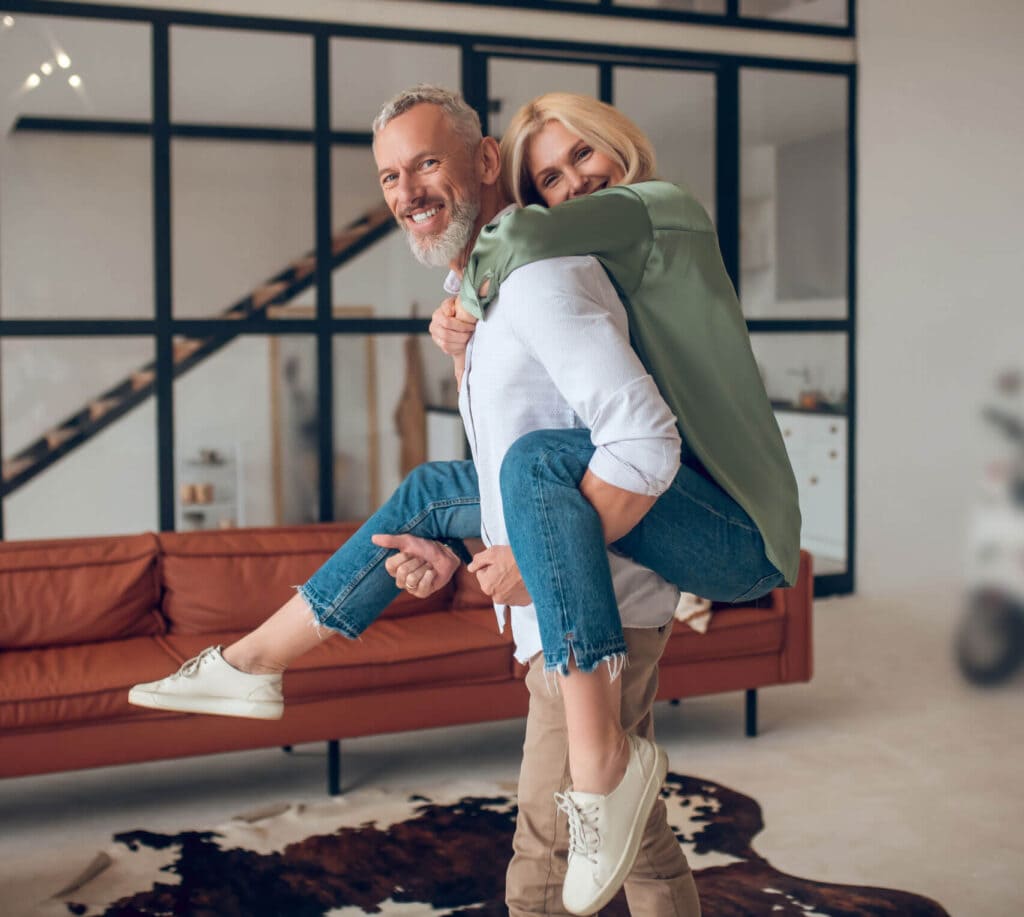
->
[430,296,478,357]
[371,533,461,599]
[468,545,532,606]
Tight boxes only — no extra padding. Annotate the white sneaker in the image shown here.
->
[128,646,284,720]
[556,734,669,915]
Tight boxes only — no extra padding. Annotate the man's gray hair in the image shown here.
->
[372,85,482,150]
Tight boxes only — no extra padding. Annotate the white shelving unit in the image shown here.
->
[176,444,243,531]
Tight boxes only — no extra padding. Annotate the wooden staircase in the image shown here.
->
[2,204,396,496]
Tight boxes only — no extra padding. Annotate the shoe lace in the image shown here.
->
[173,647,217,680]
[555,792,601,865]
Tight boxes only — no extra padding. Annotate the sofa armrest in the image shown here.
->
[778,549,814,683]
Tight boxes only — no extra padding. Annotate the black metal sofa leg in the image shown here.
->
[746,688,758,737]
[327,739,341,796]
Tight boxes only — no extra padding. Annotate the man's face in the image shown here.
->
[374,103,482,268]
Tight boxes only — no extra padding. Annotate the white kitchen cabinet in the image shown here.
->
[776,411,847,570]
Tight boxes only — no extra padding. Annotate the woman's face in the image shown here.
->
[525,119,625,207]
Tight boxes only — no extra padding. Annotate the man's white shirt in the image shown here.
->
[446,213,682,663]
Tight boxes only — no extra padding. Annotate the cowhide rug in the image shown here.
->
[34,772,949,917]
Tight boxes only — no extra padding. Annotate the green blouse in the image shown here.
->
[461,181,801,587]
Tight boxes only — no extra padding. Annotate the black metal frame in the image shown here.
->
[400,0,854,39]
[0,0,856,598]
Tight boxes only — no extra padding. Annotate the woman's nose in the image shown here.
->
[566,170,588,198]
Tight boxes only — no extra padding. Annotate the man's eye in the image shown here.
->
[382,174,397,187]
[420,158,439,169]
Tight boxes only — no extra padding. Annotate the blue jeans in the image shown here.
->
[501,429,783,674]
[301,429,782,671]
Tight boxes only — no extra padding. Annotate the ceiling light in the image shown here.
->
[56,52,71,69]
[26,73,41,89]
[68,74,82,88]
[2,15,14,28]
[41,62,54,76]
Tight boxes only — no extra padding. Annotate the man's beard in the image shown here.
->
[403,196,481,268]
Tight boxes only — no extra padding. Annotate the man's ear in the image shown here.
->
[478,136,502,187]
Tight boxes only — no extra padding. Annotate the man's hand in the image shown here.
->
[371,533,461,599]
[430,296,478,357]
[468,545,532,606]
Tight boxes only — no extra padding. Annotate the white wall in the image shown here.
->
[856,0,1024,597]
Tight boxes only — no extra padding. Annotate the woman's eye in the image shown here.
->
[575,147,592,162]
[542,174,558,188]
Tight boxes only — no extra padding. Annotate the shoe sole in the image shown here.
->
[128,688,283,720]
[565,744,670,916]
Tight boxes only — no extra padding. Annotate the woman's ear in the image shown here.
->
[478,136,502,187]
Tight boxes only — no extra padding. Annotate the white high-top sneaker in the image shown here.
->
[556,733,669,915]
[128,646,284,720]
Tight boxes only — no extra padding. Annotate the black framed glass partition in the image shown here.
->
[0,2,856,595]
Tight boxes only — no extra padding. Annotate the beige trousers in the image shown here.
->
[505,622,702,917]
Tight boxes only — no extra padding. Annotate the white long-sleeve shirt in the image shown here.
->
[447,227,683,663]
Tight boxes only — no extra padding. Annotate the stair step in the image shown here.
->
[130,370,155,390]
[251,282,288,310]
[3,457,33,483]
[292,255,316,281]
[88,398,121,422]
[45,428,77,450]
[173,339,203,362]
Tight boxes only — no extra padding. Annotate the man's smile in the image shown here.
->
[405,203,446,232]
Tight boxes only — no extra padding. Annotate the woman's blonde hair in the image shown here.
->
[500,93,656,206]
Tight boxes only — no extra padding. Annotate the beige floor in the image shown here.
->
[1,589,1021,917]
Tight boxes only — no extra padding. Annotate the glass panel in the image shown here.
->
[488,59,600,138]
[171,26,312,128]
[614,67,716,220]
[740,0,847,27]
[175,334,316,530]
[2,337,158,538]
[172,140,314,318]
[614,0,727,13]
[325,332,463,523]
[331,38,460,132]
[751,332,848,575]
[740,69,848,319]
[0,15,152,319]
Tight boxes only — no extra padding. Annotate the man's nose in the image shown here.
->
[395,171,424,209]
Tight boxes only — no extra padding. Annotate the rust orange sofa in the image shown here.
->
[0,523,813,793]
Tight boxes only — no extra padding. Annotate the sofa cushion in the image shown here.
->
[157,524,457,635]
[0,533,162,649]
[660,604,784,665]
[0,636,183,730]
[162,606,515,701]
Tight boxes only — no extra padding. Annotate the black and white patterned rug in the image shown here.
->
[38,772,949,916]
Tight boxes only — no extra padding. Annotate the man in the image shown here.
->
[372,86,701,917]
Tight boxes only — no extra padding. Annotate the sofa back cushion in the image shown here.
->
[158,523,456,635]
[0,533,162,649]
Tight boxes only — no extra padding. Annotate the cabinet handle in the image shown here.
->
[809,476,819,485]
[830,425,838,434]
[784,428,792,437]
[829,450,838,459]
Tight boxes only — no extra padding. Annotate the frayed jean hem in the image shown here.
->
[297,583,362,641]
[542,639,629,678]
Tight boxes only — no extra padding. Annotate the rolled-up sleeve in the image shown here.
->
[503,257,681,495]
